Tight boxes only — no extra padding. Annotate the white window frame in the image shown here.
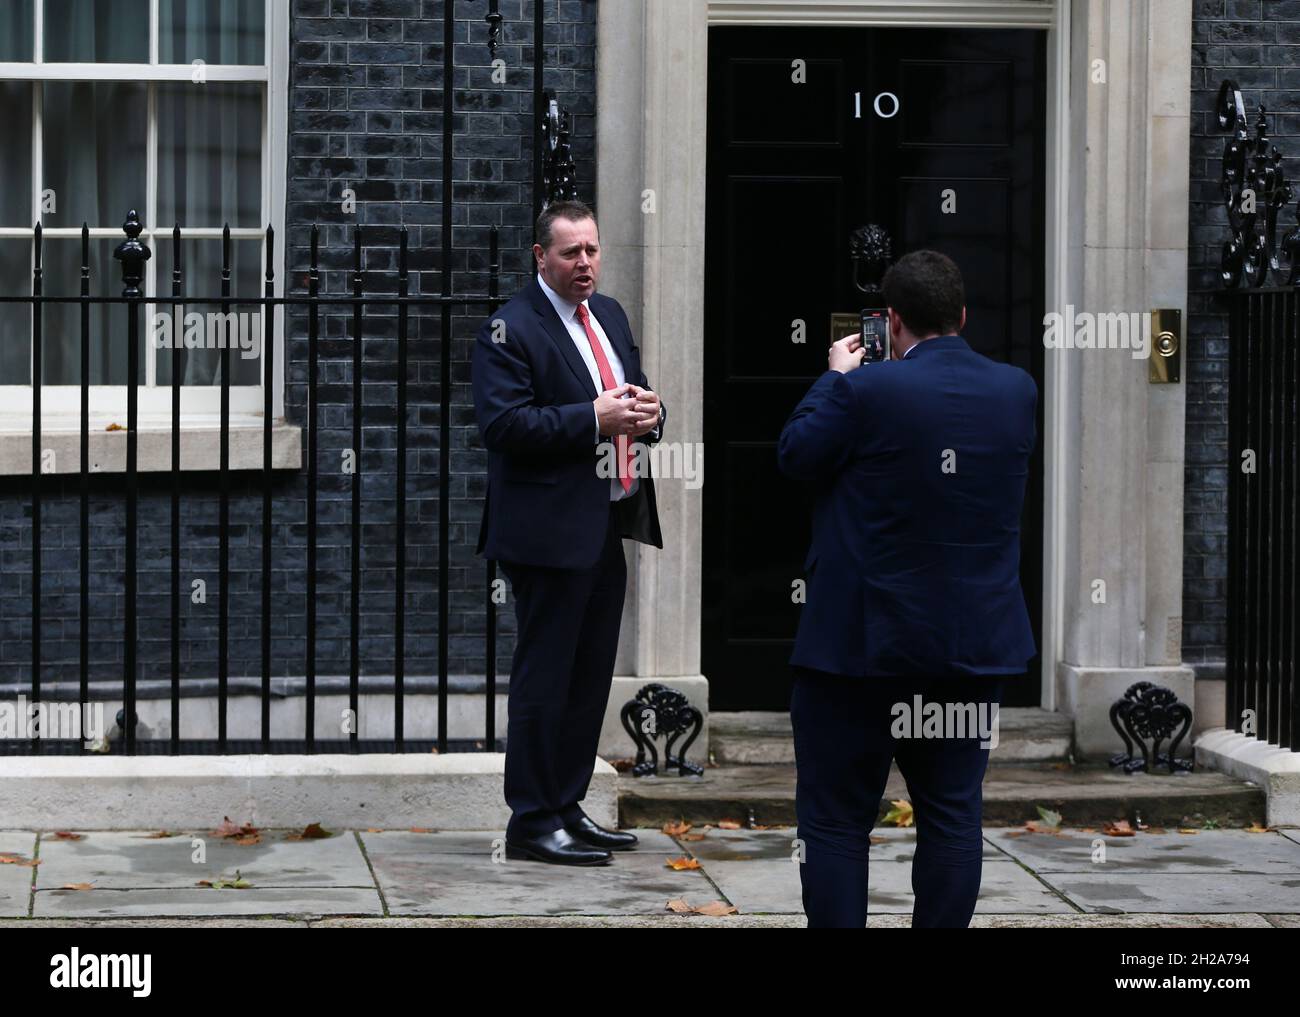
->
[0,0,289,425]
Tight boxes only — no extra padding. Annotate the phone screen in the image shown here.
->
[859,309,891,364]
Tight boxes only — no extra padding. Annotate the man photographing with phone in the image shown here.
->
[778,249,1038,928]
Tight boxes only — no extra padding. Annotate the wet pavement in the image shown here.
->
[2,824,1298,926]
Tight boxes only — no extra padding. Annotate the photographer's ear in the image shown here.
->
[888,306,904,340]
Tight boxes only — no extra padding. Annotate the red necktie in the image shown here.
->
[575,303,633,494]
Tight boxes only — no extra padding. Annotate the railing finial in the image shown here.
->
[113,209,151,299]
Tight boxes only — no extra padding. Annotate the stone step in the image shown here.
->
[708,708,1075,766]
[617,761,1265,829]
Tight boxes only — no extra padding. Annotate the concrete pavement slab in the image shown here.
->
[0,913,1284,928]
[668,827,1070,915]
[363,829,718,916]
[33,829,374,889]
[0,831,37,918]
[858,830,1072,914]
[32,886,384,918]
[987,827,1300,873]
[1033,872,1300,913]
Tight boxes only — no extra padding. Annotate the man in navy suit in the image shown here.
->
[472,200,665,865]
[778,250,1037,927]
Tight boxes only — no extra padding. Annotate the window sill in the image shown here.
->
[0,414,302,475]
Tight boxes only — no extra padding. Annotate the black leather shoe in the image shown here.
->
[564,815,639,851]
[505,828,612,866]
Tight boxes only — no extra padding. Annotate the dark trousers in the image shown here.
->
[790,666,1004,928]
[498,509,627,840]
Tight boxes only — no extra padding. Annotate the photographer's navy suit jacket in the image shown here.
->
[471,278,663,569]
[777,335,1037,678]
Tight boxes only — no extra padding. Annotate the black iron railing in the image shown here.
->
[0,1,579,756]
[2,210,504,756]
[1225,288,1298,750]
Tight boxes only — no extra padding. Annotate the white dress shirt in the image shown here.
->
[536,273,637,500]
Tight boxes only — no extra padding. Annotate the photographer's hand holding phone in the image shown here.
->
[829,333,866,373]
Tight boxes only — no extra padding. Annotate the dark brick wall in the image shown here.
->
[0,0,597,693]
[1186,0,1300,668]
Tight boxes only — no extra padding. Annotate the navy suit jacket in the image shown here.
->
[777,335,1037,678]
[471,277,664,569]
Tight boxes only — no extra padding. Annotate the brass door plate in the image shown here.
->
[1150,309,1181,384]
[830,312,861,347]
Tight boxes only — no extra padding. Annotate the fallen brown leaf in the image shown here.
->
[664,898,737,917]
[409,827,433,833]
[213,816,258,839]
[662,820,692,837]
[0,854,39,867]
[134,831,181,839]
[717,820,742,830]
[61,883,94,890]
[1102,820,1136,837]
[1177,828,1199,835]
[105,422,124,431]
[666,856,701,871]
[679,833,707,842]
[1245,822,1272,833]
[52,831,83,840]
[285,822,331,841]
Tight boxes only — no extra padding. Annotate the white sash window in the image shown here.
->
[0,0,289,431]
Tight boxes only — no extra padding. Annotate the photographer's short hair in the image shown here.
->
[536,200,597,251]
[881,250,965,337]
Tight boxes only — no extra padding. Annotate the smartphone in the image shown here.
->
[859,308,891,365]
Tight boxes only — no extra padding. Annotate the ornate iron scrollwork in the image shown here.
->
[1108,681,1194,774]
[485,0,504,59]
[541,90,578,208]
[1217,80,1294,289]
[620,683,704,777]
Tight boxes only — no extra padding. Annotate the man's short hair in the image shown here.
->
[881,250,965,337]
[535,200,597,251]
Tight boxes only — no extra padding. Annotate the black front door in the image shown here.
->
[703,26,1046,710]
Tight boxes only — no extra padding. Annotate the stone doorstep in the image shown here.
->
[0,753,618,831]
[617,762,1269,829]
[709,708,1075,766]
